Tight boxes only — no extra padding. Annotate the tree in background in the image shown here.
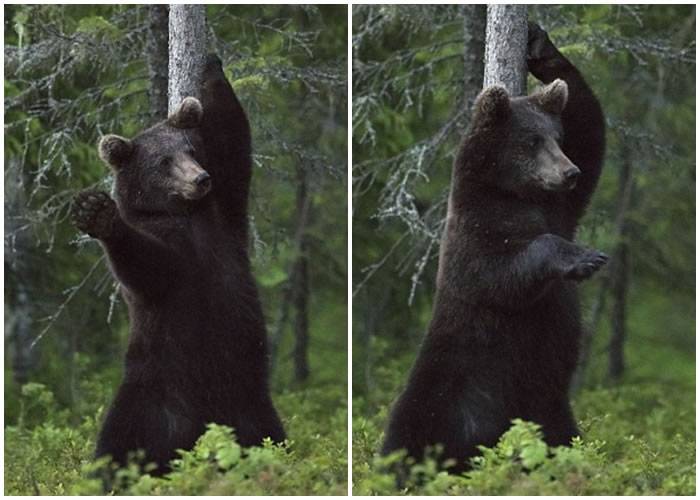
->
[353,4,694,392]
[4,4,346,389]
[167,4,206,112]
[352,6,694,494]
[146,5,169,121]
[483,5,528,94]
[4,6,348,494]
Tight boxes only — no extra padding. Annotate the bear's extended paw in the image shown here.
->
[201,53,225,84]
[72,190,118,239]
[527,22,562,76]
[564,250,609,281]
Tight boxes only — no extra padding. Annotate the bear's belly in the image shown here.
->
[122,269,267,389]
[424,283,581,411]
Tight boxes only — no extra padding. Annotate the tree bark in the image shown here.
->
[168,5,207,114]
[5,162,37,385]
[483,5,528,96]
[269,277,294,371]
[609,147,634,380]
[292,166,312,382]
[146,5,169,121]
[609,237,629,380]
[462,4,486,98]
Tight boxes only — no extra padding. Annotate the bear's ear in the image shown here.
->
[471,86,511,128]
[167,96,203,129]
[531,78,568,115]
[98,134,133,169]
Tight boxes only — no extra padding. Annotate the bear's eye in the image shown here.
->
[528,136,541,149]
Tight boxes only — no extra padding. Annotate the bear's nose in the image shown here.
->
[564,167,580,181]
[194,172,211,186]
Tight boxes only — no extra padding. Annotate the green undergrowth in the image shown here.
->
[353,381,695,495]
[353,284,695,495]
[4,380,347,495]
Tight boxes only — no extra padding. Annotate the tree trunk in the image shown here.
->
[462,4,486,98]
[5,162,37,385]
[292,167,312,382]
[269,276,294,371]
[146,5,169,121]
[168,5,207,114]
[609,238,629,380]
[609,147,634,380]
[483,5,528,96]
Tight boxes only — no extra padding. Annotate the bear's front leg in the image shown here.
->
[464,234,608,310]
[527,22,606,225]
[526,22,568,78]
[531,233,609,282]
[72,190,182,298]
[72,190,118,240]
[199,53,253,232]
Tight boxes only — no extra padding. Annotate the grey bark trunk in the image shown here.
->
[168,5,207,114]
[483,5,528,96]
[147,5,169,121]
[5,162,37,385]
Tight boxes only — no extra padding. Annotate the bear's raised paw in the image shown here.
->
[72,190,117,239]
[564,250,609,282]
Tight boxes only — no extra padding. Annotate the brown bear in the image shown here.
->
[381,24,607,472]
[72,55,285,475]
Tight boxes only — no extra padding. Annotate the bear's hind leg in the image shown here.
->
[538,402,580,448]
[96,384,201,477]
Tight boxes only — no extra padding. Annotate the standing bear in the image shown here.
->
[72,55,285,475]
[381,24,607,471]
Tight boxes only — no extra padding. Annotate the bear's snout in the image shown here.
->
[563,166,580,190]
[195,172,211,187]
[169,154,213,200]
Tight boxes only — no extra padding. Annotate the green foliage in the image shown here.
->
[353,288,695,496]
[354,382,695,495]
[353,4,694,495]
[4,5,347,496]
[5,378,347,495]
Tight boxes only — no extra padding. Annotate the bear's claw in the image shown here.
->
[565,250,609,281]
[72,189,117,239]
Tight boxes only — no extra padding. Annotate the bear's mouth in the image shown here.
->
[563,176,578,190]
[167,176,212,201]
[542,181,576,192]
[538,178,576,192]
[180,180,212,200]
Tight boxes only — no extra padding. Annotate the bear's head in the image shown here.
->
[98,97,211,215]
[462,79,579,199]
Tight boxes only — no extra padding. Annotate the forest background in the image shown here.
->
[352,4,695,495]
[4,4,348,495]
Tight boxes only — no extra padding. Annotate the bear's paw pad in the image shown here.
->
[72,190,117,239]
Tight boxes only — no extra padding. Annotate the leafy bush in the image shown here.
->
[5,380,347,495]
[353,382,695,495]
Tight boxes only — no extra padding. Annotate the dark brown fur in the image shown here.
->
[382,24,606,472]
[73,55,284,475]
